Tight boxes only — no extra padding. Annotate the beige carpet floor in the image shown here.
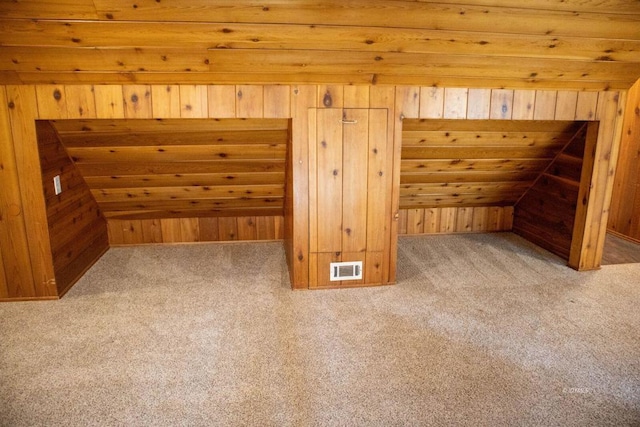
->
[1,233,639,426]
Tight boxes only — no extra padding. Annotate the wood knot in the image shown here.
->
[332,169,339,176]
[323,92,332,107]
[345,228,352,236]
[131,94,139,103]
[7,101,15,109]
[53,89,62,101]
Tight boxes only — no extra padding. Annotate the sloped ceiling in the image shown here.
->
[1,0,639,89]
[50,118,290,219]
[400,119,587,208]
[47,117,588,219]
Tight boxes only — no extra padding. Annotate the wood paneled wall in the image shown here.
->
[1,86,57,300]
[0,83,627,299]
[609,79,640,243]
[35,121,109,295]
[398,206,514,235]
[392,87,625,273]
[513,123,591,260]
[108,216,283,245]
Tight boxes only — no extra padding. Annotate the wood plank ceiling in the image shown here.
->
[50,118,290,219]
[1,0,639,89]
[400,119,586,208]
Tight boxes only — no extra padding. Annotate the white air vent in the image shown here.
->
[330,261,363,281]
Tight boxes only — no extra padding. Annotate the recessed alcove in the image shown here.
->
[1,83,624,300]
[35,118,292,295]
[398,118,598,264]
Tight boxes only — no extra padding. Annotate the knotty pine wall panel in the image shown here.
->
[608,79,640,243]
[398,206,514,235]
[108,216,283,245]
[36,120,108,295]
[0,83,628,298]
[570,92,626,270]
[513,124,590,260]
[0,87,40,299]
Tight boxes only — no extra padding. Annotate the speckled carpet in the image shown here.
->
[1,233,639,426]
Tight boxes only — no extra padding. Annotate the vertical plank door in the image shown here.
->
[311,108,391,288]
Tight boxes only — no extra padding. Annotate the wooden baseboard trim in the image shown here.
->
[0,296,60,302]
[109,239,284,247]
[399,230,512,237]
[57,245,110,298]
[606,229,640,245]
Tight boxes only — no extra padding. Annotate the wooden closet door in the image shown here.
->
[315,108,343,253]
[311,108,390,288]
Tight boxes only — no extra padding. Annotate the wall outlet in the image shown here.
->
[53,175,62,195]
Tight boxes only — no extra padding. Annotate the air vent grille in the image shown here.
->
[330,261,363,281]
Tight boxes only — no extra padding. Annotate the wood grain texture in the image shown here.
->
[608,80,640,241]
[370,85,397,284]
[400,118,583,209]
[208,85,236,118]
[52,117,290,220]
[287,85,316,289]
[3,1,639,89]
[36,121,108,295]
[94,85,125,118]
[236,85,264,118]
[0,81,630,298]
[108,216,283,245]
[309,106,394,288]
[315,108,343,253]
[154,85,181,118]
[569,92,627,270]
[514,123,588,261]
[123,85,152,118]
[7,85,58,297]
[0,86,38,298]
[490,89,514,120]
[342,109,369,253]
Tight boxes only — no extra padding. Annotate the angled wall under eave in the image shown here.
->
[50,118,290,245]
[35,121,109,295]
[513,123,590,260]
